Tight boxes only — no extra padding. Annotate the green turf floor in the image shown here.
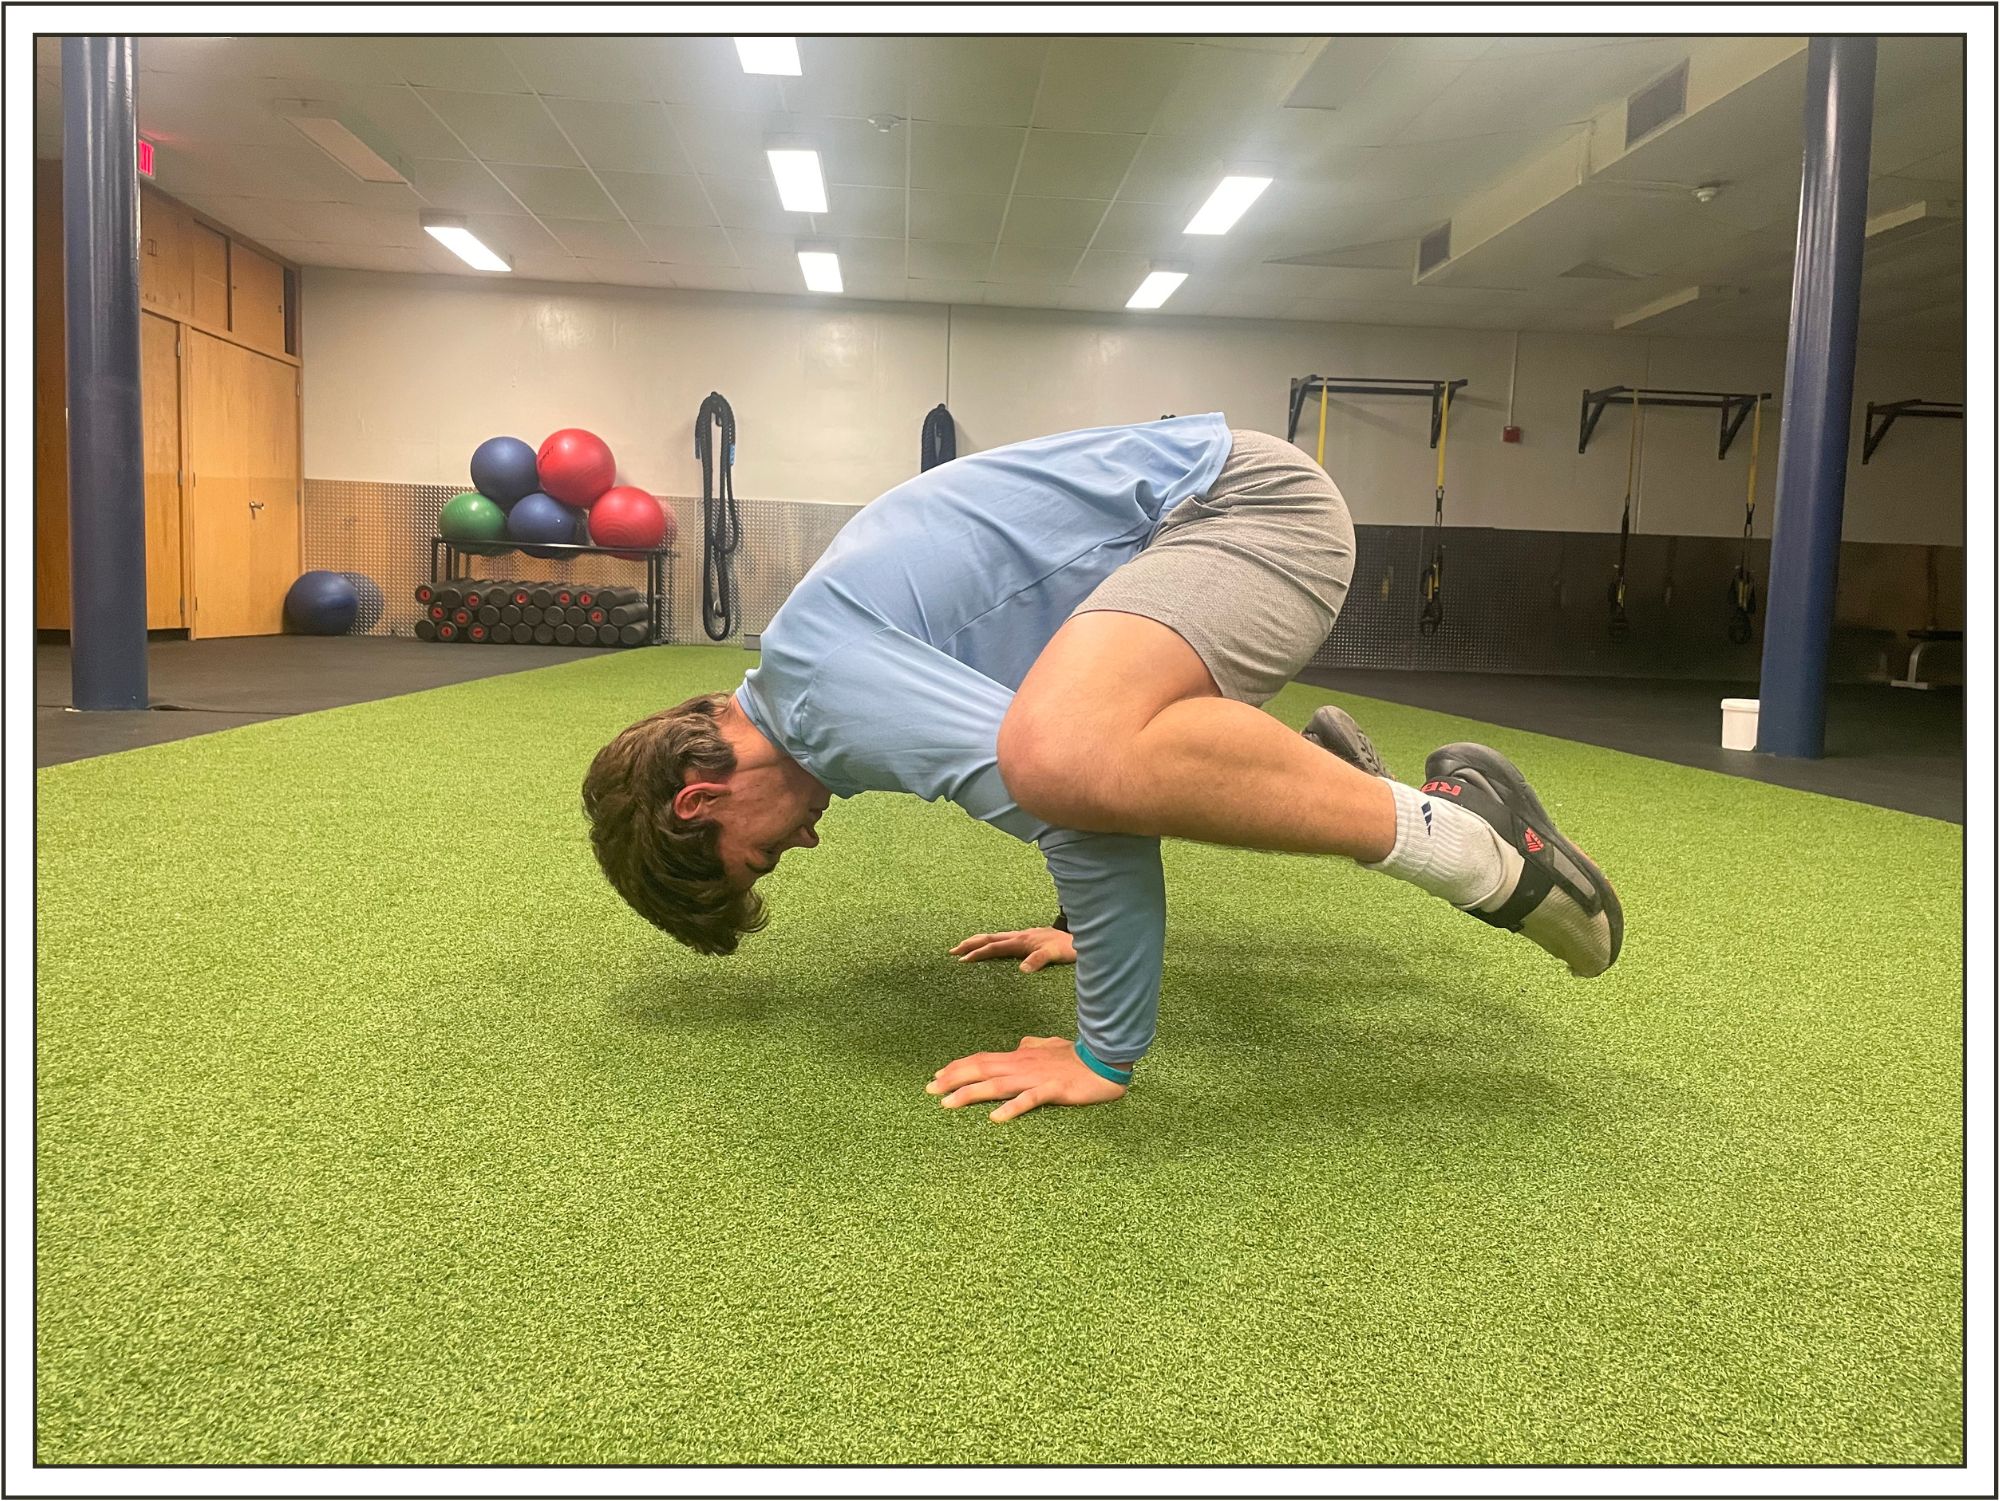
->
[37,645,1964,1465]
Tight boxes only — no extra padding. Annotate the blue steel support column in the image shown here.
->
[61,36,149,711]
[1756,36,1877,757]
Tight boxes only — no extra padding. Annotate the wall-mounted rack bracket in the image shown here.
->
[1861,398,1963,464]
[1289,375,1470,450]
[1578,386,1772,460]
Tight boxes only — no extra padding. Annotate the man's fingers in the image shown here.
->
[927,1053,999,1093]
[940,1076,1025,1109]
[990,1089,1043,1122]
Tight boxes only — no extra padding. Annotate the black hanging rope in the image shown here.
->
[1727,397,1764,645]
[1417,386,1453,636]
[695,392,740,642]
[1607,391,1639,641]
[921,403,956,472]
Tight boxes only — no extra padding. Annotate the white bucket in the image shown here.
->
[1720,697,1760,752]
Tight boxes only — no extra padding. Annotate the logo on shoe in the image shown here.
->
[1523,827,1544,853]
[1421,779,1462,797]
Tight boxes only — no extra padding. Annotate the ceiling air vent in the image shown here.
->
[1416,222,1452,278]
[1625,61,1688,148]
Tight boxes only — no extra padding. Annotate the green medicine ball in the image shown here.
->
[441,491,509,555]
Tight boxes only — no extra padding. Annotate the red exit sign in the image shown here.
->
[137,137,155,178]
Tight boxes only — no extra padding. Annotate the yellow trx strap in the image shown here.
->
[1419,385,1453,635]
[1729,396,1764,643]
[1316,383,1329,467]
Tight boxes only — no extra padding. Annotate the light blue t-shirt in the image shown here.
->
[735,415,1235,1065]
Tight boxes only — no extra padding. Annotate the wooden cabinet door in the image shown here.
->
[141,312,186,629]
[185,330,300,638]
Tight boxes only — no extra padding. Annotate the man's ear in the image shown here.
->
[673,780,730,822]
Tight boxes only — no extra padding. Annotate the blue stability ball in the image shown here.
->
[508,491,583,559]
[337,571,385,633]
[470,435,542,509]
[284,570,360,634]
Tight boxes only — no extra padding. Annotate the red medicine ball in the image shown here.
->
[589,485,674,561]
[536,428,617,507]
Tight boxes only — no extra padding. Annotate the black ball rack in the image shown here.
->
[429,536,677,644]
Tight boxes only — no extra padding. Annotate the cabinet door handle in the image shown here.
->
[248,501,265,514]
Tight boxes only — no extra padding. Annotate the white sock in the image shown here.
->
[1361,778,1508,908]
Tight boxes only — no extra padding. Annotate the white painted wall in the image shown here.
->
[302,268,1965,546]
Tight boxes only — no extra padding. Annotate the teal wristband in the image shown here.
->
[1074,1039,1134,1086]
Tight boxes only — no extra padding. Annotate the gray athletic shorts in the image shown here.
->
[1072,428,1355,706]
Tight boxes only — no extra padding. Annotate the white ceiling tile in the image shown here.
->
[1091,199,1192,255]
[181,143,357,202]
[908,242,994,281]
[911,121,1025,195]
[246,38,411,86]
[816,116,910,190]
[665,105,794,180]
[1289,38,1488,149]
[727,230,807,273]
[748,266,806,296]
[999,197,1109,251]
[274,201,426,248]
[1186,37,1319,54]
[637,224,740,264]
[410,158,526,216]
[503,247,584,282]
[1070,250,1153,295]
[816,184,907,240]
[455,214,561,258]
[701,175,799,234]
[287,242,435,273]
[416,90,578,166]
[602,173,720,228]
[547,218,649,261]
[1155,46,1309,137]
[834,237,906,278]
[783,37,911,119]
[340,85,478,162]
[987,243,1080,285]
[655,38,790,112]
[1033,39,1192,133]
[908,37,1048,128]
[910,190,1007,243]
[487,164,619,220]
[1013,131,1141,199]
[1119,134,1227,206]
[136,71,300,148]
[670,265,754,292]
[542,98,692,176]
[383,37,531,94]
[581,258,679,289]
[841,271,907,302]
[501,37,672,103]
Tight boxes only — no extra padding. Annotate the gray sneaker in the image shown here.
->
[1303,704,1392,780]
[1421,742,1623,978]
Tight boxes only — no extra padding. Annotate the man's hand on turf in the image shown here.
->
[948,927,1076,972]
[927,1036,1126,1121]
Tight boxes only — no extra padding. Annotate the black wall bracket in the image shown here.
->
[1289,376,1470,450]
[1861,398,1963,464]
[1578,386,1772,460]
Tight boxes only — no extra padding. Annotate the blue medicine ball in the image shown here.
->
[284,570,359,635]
[336,572,385,633]
[470,436,542,509]
[508,491,583,560]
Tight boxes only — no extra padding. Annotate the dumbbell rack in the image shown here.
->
[429,537,676,644]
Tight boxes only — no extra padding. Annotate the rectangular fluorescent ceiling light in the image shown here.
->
[423,219,510,273]
[766,149,828,213]
[1184,175,1272,235]
[798,250,843,293]
[736,37,801,75]
[1126,271,1187,309]
[282,110,409,184]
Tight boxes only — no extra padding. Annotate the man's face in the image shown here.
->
[712,766,830,890]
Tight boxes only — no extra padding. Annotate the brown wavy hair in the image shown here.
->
[581,692,771,955]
